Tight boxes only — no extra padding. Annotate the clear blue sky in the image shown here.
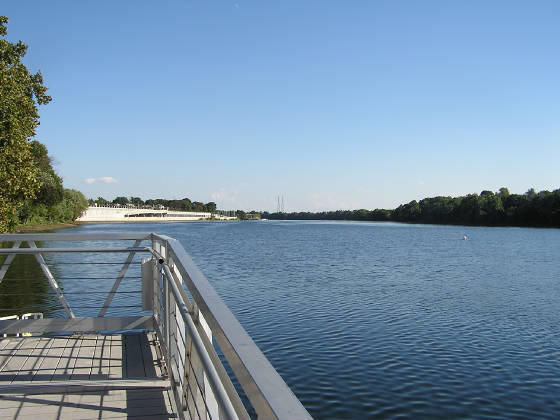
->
[4,1,560,211]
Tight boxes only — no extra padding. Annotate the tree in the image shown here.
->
[525,188,537,200]
[29,140,63,206]
[205,202,217,213]
[112,196,129,206]
[498,187,510,199]
[192,201,205,212]
[129,197,144,206]
[0,16,52,231]
[58,189,88,221]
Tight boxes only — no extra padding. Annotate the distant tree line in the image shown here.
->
[262,188,560,228]
[89,196,218,213]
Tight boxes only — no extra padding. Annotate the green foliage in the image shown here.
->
[129,196,144,206]
[112,196,129,206]
[0,17,88,230]
[192,201,205,212]
[110,197,217,213]
[95,196,109,206]
[0,17,52,231]
[35,167,63,206]
[17,189,88,225]
[57,189,89,221]
[263,187,560,228]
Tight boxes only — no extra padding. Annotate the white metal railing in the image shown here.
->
[0,233,311,420]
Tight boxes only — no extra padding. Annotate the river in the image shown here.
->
[3,220,560,419]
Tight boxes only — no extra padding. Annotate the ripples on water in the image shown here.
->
[36,222,560,418]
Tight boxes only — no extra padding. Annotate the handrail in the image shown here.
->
[0,233,152,241]
[161,262,239,420]
[0,247,149,254]
[0,232,312,420]
[154,234,312,420]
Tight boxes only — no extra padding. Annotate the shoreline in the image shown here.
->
[11,219,238,233]
[13,222,82,233]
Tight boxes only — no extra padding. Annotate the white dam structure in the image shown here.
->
[78,206,236,222]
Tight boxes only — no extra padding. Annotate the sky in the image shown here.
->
[3,1,560,212]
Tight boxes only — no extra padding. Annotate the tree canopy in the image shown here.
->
[90,196,220,214]
[0,17,88,231]
[0,16,52,231]
[263,188,560,228]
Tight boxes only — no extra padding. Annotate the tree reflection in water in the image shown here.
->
[0,241,59,318]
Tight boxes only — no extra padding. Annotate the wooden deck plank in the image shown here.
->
[33,336,70,382]
[124,333,145,377]
[63,335,83,381]
[16,338,51,381]
[0,338,26,371]
[51,336,81,380]
[26,337,56,382]
[0,394,175,420]
[91,334,108,380]
[109,334,123,378]
[0,337,45,382]
[0,333,175,420]
[70,335,97,379]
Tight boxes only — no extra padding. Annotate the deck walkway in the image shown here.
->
[0,332,175,420]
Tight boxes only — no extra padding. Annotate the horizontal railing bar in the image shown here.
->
[0,247,151,254]
[0,307,143,312]
[0,276,141,280]
[0,291,141,296]
[161,262,239,420]
[0,316,153,334]
[0,263,142,269]
[45,262,144,265]
[3,277,138,284]
[156,234,312,420]
[50,276,141,280]
[0,379,169,394]
[0,233,153,242]
[161,257,250,418]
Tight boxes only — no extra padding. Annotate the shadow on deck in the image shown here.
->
[0,332,175,420]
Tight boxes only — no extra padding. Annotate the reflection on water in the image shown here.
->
[3,222,560,420]
[0,239,146,319]
[0,242,58,317]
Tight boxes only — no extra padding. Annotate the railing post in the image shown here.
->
[0,241,21,284]
[164,264,170,355]
[98,239,142,317]
[28,241,75,319]
[141,258,154,311]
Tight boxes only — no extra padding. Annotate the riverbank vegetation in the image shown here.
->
[89,196,218,213]
[0,17,88,232]
[262,188,560,228]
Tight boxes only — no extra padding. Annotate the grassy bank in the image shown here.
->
[13,222,82,233]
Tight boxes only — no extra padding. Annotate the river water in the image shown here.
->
[3,221,560,419]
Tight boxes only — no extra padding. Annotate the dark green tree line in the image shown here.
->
[90,196,219,214]
[263,188,560,228]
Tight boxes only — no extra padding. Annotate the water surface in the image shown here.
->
[9,221,560,419]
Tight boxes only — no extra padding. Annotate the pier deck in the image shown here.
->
[0,332,174,420]
[0,232,312,420]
